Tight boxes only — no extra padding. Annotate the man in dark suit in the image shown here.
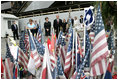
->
[11,21,19,40]
[80,15,83,23]
[53,15,62,37]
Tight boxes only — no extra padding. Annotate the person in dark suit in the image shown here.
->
[53,15,62,37]
[44,17,51,37]
[62,19,67,33]
[71,18,74,26]
[11,21,19,40]
[80,15,83,23]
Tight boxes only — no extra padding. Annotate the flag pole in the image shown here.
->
[83,6,86,57]
[75,30,77,70]
[83,21,86,57]
[72,28,74,66]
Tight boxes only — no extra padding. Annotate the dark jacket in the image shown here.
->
[62,22,67,32]
[11,24,18,31]
[71,18,74,26]
[44,21,51,36]
[80,18,83,23]
[53,19,62,32]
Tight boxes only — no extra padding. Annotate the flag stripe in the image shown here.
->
[91,49,108,66]
[18,59,27,70]
[92,42,107,58]
[19,49,28,61]
[4,59,10,79]
[42,67,47,79]
[18,48,28,70]
[4,58,14,79]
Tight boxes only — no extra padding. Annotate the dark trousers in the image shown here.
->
[35,28,38,36]
[55,30,60,38]
[45,29,50,36]
[31,29,35,36]
[13,30,19,40]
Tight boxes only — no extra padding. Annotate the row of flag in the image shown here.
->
[1,4,116,79]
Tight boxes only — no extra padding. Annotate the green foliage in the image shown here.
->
[93,1,117,30]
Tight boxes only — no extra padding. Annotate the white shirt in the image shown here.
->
[74,19,84,31]
[74,19,79,27]
[57,19,59,23]
[14,24,17,29]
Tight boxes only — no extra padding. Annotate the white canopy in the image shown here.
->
[24,1,54,12]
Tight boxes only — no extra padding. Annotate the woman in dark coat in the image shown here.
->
[44,17,51,36]
[62,19,67,33]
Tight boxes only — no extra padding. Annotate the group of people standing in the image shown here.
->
[43,14,84,38]
[11,20,39,40]
[11,14,83,40]
[53,15,84,37]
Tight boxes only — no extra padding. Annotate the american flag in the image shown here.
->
[104,29,115,79]
[51,67,57,79]
[33,36,45,56]
[65,31,69,42]
[60,34,66,68]
[76,33,83,69]
[33,36,45,66]
[64,29,73,73]
[50,55,57,71]
[57,31,63,45]
[104,54,114,79]
[68,26,73,35]
[49,33,58,71]
[37,25,42,43]
[89,21,95,45]
[80,71,88,79]
[65,24,72,43]
[3,42,14,79]
[50,31,62,71]
[55,31,63,60]
[65,25,73,46]
[85,31,91,68]
[1,58,4,79]
[71,70,78,79]
[57,55,66,79]
[72,30,90,79]
[40,46,47,79]
[24,30,30,53]
[90,5,109,77]
[29,30,42,68]
[81,42,84,54]
[40,43,52,79]
[18,32,29,71]
[107,29,115,55]
[19,31,27,54]
[18,48,29,71]
[45,44,53,79]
